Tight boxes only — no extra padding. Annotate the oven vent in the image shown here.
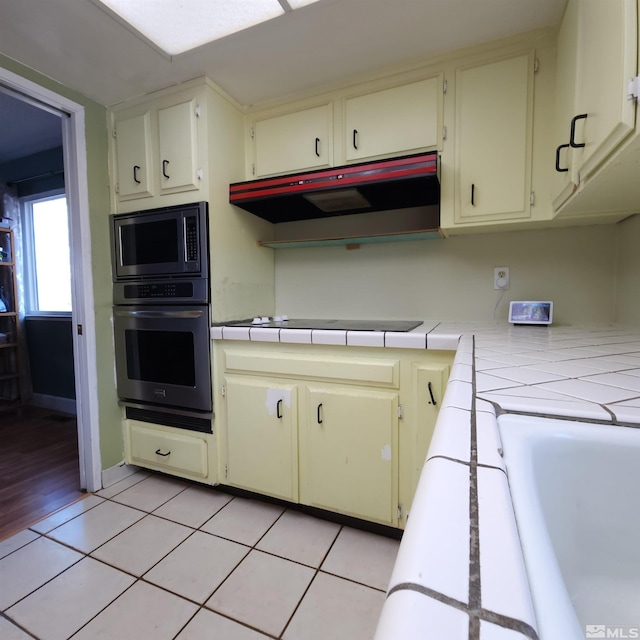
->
[125,406,212,434]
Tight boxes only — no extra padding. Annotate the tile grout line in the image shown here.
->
[0,611,39,640]
[386,581,538,638]
[277,524,344,639]
[64,579,141,640]
[426,454,506,475]
[179,500,313,639]
[467,334,481,640]
[1,549,86,617]
[196,499,290,613]
[471,337,542,640]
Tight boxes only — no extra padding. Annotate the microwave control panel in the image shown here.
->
[185,216,199,262]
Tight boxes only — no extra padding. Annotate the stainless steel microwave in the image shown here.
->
[110,202,208,281]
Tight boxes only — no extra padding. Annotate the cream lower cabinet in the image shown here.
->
[224,376,298,502]
[216,342,452,529]
[125,420,212,483]
[412,365,448,491]
[299,384,398,525]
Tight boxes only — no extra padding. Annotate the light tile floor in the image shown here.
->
[0,472,400,640]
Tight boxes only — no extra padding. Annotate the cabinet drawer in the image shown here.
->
[127,422,208,478]
[223,349,400,388]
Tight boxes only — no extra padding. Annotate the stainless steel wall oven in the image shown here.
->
[111,202,212,433]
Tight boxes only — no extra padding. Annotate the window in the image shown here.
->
[21,192,72,314]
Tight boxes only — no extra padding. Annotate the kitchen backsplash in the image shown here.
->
[275,222,623,326]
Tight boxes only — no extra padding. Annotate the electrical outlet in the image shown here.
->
[494,267,510,290]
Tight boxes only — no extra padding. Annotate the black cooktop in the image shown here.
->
[223,319,423,332]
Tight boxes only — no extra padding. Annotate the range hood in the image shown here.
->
[229,152,439,224]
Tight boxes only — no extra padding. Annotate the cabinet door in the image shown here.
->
[345,77,441,161]
[158,99,200,193]
[254,104,332,177]
[413,366,448,498]
[455,53,534,223]
[114,112,154,200]
[225,376,298,501]
[552,0,581,210]
[573,0,637,181]
[300,384,398,525]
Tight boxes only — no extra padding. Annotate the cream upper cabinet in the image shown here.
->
[299,384,398,526]
[344,76,442,162]
[454,52,534,224]
[224,376,298,502]
[157,99,200,194]
[114,112,154,200]
[552,0,581,210]
[572,0,636,181]
[553,0,637,217]
[110,86,205,210]
[252,104,332,178]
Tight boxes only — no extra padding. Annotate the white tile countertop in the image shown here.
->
[212,321,640,639]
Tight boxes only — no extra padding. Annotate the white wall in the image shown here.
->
[275,224,618,326]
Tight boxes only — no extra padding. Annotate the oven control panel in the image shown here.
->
[125,282,193,299]
[112,278,208,305]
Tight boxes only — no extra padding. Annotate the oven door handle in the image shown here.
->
[113,309,205,319]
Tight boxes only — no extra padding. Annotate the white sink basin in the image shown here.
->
[498,414,640,640]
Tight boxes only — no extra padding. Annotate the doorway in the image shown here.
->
[0,67,101,520]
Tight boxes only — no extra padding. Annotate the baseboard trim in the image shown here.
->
[101,462,141,489]
[29,393,76,415]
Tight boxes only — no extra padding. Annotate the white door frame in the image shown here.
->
[0,66,102,492]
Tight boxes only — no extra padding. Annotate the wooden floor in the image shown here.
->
[0,406,84,541]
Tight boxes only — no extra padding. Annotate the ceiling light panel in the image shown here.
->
[286,0,323,7]
[98,0,286,55]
